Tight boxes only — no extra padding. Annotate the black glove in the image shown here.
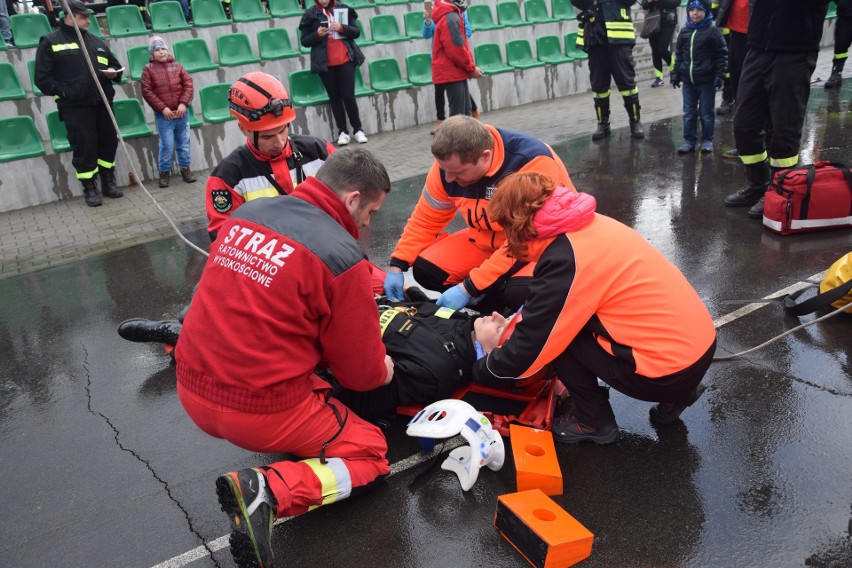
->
[715,77,724,91]
[671,77,681,89]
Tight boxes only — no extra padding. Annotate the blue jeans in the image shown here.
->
[682,81,716,146]
[0,0,12,43]
[155,113,191,172]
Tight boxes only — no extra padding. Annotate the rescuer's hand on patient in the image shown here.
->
[383,355,395,385]
[436,284,471,310]
[384,269,405,302]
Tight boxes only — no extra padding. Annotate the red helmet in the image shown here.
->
[228,72,296,131]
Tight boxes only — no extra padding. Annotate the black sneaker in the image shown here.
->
[649,383,707,425]
[216,468,276,568]
[552,410,619,445]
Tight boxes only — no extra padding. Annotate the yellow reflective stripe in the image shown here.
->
[605,22,634,30]
[740,151,768,165]
[96,56,108,66]
[619,87,638,96]
[593,90,611,99]
[836,52,849,60]
[378,309,400,334]
[770,156,798,169]
[434,307,455,319]
[244,188,280,201]
[76,168,99,180]
[620,8,627,19]
[608,30,636,39]
[97,159,115,169]
[303,458,352,511]
[721,27,730,35]
[654,68,664,79]
[51,42,79,52]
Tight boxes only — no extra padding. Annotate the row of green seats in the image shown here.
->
[0,98,170,163]
[468,0,577,32]
[476,33,587,74]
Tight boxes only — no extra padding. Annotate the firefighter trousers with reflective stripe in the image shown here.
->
[61,103,118,179]
[734,49,817,169]
[177,381,389,518]
[588,43,636,95]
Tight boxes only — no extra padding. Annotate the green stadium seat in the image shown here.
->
[496,2,526,27]
[406,52,432,86]
[474,43,514,74]
[404,11,426,39]
[374,0,409,5]
[257,28,299,60]
[354,67,374,97]
[190,0,230,27]
[355,19,376,47]
[199,83,236,122]
[27,60,44,96]
[9,13,52,48]
[0,39,7,51]
[126,45,150,81]
[506,39,545,69]
[370,14,408,43]
[467,5,503,31]
[173,38,219,72]
[106,5,149,37]
[564,32,588,60]
[186,106,203,128]
[368,58,413,92]
[46,111,72,153]
[0,62,25,101]
[217,33,261,66]
[113,98,154,139]
[289,70,331,106]
[268,0,303,17]
[88,18,106,38]
[536,35,572,64]
[551,0,577,21]
[524,0,551,23]
[0,116,46,162]
[231,0,271,23]
[347,0,373,7]
[149,1,191,31]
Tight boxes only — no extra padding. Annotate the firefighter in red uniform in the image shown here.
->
[383,116,574,312]
[475,172,717,445]
[572,0,645,140]
[206,72,336,241]
[175,147,393,568]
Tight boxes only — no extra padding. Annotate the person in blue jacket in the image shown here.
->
[423,5,480,134]
[671,0,727,154]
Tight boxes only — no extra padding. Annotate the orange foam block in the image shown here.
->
[495,489,594,568]
[510,424,563,496]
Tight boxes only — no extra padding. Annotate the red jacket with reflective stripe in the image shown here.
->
[431,1,476,84]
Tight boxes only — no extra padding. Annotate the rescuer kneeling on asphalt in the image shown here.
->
[473,172,717,445]
[175,148,393,568]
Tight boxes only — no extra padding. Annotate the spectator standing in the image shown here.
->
[825,0,852,89]
[0,0,12,48]
[34,0,125,208]
[175,149,394,568]
[671,1,727,154]
[430,0,483,118]
[300,0,369,146]
[715,0,749,115]
[423,5,480,133]
[571,0,645,139]
[140,36,196,188]
[641,0,679,88]
[723,0,830,219]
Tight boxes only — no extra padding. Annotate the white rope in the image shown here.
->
[59,0,209,259]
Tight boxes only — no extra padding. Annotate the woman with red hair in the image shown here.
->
[472,172,717,444]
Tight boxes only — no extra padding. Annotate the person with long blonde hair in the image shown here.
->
[473,172,717,445]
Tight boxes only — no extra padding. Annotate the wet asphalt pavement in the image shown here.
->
[1,86,851,568]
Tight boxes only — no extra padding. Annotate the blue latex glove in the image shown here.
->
[715,77,724,91]
[383,271,405,302]
[671,78,681,89]
[436,284,471,310]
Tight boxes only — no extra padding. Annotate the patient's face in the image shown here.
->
[474,311,510,351]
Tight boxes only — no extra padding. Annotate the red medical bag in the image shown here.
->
[763,161,852,235]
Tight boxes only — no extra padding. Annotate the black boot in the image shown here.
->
[591,96,611,140]
[82,178,102,207]
[747,166,781,219]
[100,168,123,199]
[624,93,644,139]
[724,160,770,207]
[117,318,182,346]
[824,60,844,89]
